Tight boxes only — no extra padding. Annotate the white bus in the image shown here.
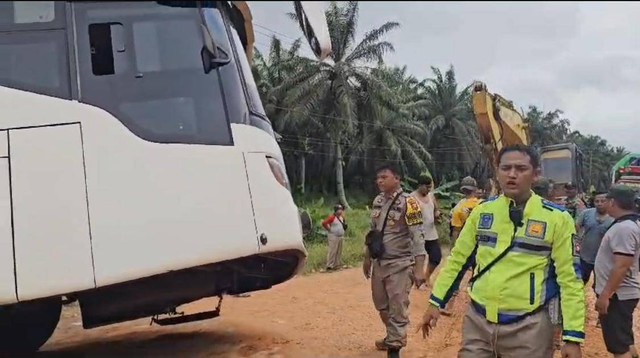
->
[0,1,330,353]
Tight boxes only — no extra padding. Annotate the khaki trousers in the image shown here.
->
[371,260,413,349]
[326,234,343,269]
[459,305,554,358]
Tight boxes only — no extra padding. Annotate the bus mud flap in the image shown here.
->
[150,295,222,326]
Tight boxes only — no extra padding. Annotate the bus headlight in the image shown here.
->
[266,157,291,192]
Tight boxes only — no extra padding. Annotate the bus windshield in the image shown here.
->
[73,1,235,145]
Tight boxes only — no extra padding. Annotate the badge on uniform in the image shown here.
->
[525,220,547,239]
[371,209,381,218]
[478,213,493,229]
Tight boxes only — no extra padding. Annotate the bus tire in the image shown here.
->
[0,297,62,354]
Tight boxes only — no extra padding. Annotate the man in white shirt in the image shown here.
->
[595,185,640,358]
[411,175,441,289]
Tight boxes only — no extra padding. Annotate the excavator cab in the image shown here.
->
[540,143,586,202]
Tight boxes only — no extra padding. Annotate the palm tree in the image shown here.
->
[525,106,571,149]
[420,66,481,183]
[284,1,400,209]
[347,65,432,182]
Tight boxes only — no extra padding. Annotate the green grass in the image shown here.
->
[296,192,454,274]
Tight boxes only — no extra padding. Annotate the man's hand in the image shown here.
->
[413,272,426,289]
[416,305,440,338]
[363,256,372,279]
[561,342,582,358]
[595,295,610,317]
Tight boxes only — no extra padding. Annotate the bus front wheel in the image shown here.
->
[0,297,62,354]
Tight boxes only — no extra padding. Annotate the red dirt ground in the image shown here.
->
[36,267,631,357]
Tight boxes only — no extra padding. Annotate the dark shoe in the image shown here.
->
[387,348,400,358]
[375,339,388,351]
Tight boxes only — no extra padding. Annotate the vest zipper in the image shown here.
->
[529,272,535,305]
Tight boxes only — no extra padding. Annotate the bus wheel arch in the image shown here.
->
[0,297,62,354]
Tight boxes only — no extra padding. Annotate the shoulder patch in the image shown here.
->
[541,199,566,212]
[405,196,423,226]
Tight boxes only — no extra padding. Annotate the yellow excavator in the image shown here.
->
[471,81,586,201]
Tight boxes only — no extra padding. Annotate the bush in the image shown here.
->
[295,193,452,274]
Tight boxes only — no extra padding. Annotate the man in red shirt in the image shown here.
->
[322,204,347,271]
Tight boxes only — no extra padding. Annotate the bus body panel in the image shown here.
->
[10,124,95,300]
[0,151,16,305]
[0,87,266,291]
[245,152,305,252]
[0,1,309,304]
[78,106,261,287]
[231,124,306,258]
[230,124,284,165]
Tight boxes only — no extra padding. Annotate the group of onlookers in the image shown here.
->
[320,143,640,358]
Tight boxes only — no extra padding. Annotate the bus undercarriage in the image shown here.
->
[0,249,303,353]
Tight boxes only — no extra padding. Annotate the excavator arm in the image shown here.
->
[471,81,586,200]
[471,81,530,194]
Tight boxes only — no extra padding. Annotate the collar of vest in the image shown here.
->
[383,188,404,200]
[609,213,640,230]
[496,191,541,218]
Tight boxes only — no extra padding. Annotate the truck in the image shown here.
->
[0,1,331,354]
[540,143,587,200]
[471,81,586,201]
[612,153,640,188]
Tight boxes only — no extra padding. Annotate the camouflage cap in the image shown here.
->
[460,176,478,191]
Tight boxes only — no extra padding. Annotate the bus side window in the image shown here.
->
[88,23,126,76]
[224,6,267,118]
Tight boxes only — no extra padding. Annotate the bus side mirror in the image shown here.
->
[294,2,331,61]
[200,24,230,73]
[201,47,231,74]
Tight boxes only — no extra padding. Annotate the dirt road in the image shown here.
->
[38,267,627,357]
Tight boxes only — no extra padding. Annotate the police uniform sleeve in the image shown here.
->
[429,205,480,308]
[552,211,586,343]
[405,196,426,257]
[370,196,379,231]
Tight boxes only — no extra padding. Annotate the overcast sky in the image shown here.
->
[248,1,640,152]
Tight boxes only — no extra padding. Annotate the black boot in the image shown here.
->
[387,348,400,358]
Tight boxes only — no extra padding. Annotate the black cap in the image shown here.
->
[607,184,638,201]
[532,177,551,195]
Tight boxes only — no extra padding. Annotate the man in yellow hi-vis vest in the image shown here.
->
[419,144,585,358]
